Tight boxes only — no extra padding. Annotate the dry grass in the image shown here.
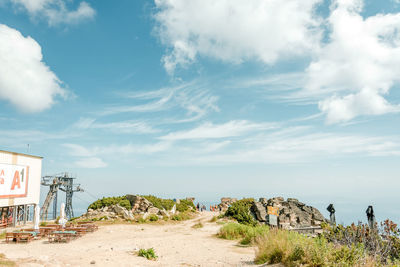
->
[209,216,218,223]
[254,229,384,266]
[192,221,204,229]
[0,253,16,266]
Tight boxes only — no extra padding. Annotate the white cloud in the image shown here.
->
[9,0,95,26]
[305,0,400,123]
[0,24,66,112]
[160,120,274,140]
[154,0,322,74]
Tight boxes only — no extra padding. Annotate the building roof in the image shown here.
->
[0,150,43,159]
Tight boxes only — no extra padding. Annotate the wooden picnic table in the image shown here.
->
[65,227,87,235]
[6,231,36,243]
[21,228,45,238]
[39,226,60,236]
[48,231,77,243]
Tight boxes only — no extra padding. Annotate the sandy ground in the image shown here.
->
[0,212,263,267]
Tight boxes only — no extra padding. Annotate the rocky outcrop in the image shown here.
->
[84,204,134,220]
[126,195,154,214]
[251,197,326,229]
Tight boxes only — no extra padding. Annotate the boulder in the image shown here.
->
[254,197,327,229]
[147,207,160,214]
[252,202,268,222]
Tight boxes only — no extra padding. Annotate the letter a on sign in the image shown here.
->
[10,171,21,190]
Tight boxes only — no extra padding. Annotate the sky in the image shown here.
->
[0,0,400,224]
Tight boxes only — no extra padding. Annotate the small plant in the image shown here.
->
[138,248,158,260]
[148,214,159,222]
[0,231,6,239]
[39,222,47,227]
[192,221,204,229]
[137,217,147,224]
[209,216,218,222]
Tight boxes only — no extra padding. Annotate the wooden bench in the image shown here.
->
[6,232,35,243]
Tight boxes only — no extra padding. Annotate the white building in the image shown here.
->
[0,150,42,227]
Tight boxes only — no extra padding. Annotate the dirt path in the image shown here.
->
[0,212,259,267]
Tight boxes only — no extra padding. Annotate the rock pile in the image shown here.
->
[252,197,326,229]
[126,195,158,214]
[85,204,134,221]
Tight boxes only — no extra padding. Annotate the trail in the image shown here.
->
[0,212,260,267]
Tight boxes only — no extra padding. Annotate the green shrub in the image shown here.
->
[40,222,47,227]
[142,195,175,211]
[176,199,196,212]
[88,196,131,210]
[138,248,158,260]
[148,214,159,222]
[224,198,257,226]
[218,222,269,245]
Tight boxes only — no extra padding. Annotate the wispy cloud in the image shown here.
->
[73,118,159,134]
[63,120,400,167]
[160,120,275,140]
[101,82,219,123]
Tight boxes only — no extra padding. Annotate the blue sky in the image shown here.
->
[1,0,400,223]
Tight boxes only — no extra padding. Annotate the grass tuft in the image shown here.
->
[209,216,218,222]
[138,248,158,260]
[218,222,269,245]
[192,221,204,229]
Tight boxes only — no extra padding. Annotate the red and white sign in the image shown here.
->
[0,164,29,198]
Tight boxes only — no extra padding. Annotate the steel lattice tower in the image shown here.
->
[41,173,83,220]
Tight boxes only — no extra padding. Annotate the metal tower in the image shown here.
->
[40,173,83,220]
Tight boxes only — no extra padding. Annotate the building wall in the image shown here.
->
[0,150,42,207]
